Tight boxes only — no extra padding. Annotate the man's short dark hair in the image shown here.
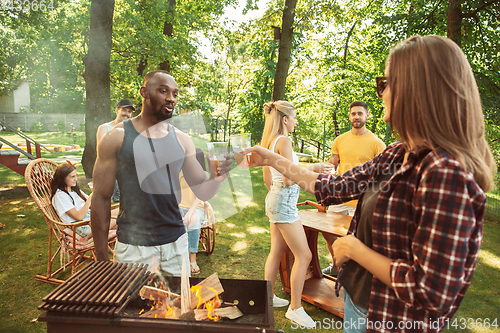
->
[350,101,368,112]
[143,70,171,87]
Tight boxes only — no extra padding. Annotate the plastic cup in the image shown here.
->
[229,133,252,167]
[206,142,228,176]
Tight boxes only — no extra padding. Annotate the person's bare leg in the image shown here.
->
[264,222,288,292]
[322,232,337,263]
[189,252,200,273]
[277,221,312,310]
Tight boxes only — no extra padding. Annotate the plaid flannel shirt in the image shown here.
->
[315,142,486,332]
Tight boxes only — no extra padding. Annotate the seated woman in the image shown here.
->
[179,170,209,275]
[51,161,117,246]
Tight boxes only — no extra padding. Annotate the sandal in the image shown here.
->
[190,262,200,275]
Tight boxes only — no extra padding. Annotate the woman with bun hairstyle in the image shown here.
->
[261,101,317,329]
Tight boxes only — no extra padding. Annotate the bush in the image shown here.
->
[53,119,66,132]
[30,121,47,133]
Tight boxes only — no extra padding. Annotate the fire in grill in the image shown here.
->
[38,261,275,333]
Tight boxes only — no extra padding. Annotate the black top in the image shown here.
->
[338,160,399,309]
[116,120,186,246]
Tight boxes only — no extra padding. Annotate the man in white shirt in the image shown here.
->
[96,99,135,142]
[96,99,135,202]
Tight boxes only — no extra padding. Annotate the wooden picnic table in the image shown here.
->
[279,202,352,318]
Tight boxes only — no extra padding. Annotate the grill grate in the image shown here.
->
[38,261,152,317]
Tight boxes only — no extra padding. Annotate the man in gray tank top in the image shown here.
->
[91,71,231,276]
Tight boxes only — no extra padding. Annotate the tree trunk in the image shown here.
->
[331,21,357,138]
[272,0,297,101]
[447,0,462,47]
[82,0,115,178]
[159,0,176,72]
[137,55,148,76]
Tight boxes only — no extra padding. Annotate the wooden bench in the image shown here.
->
[279,202,352,318]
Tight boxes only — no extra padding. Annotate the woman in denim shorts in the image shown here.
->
[260,101,316,329]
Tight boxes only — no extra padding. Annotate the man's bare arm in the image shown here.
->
[96,124,107,143]
[331,154,340,172]
[91,128,122,261]
[176,131,230,201]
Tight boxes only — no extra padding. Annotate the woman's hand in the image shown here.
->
[307,162,333,174]
[333,234,394,288]
[244,145,271,167]
[332,235,362,268]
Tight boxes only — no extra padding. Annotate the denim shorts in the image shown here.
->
[265,183,300,223]
[75,211,92,237]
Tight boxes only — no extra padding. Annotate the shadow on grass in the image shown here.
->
[1,160,499,333]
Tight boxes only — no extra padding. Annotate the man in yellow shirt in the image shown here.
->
[323,101,386,275]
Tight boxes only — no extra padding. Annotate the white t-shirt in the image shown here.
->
[52,189,89,223]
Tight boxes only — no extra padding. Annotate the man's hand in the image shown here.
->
[206,153,232,182]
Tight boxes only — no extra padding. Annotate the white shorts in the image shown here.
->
[114,233,190,276]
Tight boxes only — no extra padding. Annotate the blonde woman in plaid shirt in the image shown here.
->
[246,35,496,332]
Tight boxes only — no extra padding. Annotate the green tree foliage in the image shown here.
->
[110,0,237,107]
[1,0,498,168]
[0,2,88,112]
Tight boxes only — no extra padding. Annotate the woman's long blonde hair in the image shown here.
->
[387,35,496,192]
[260,101,296,149]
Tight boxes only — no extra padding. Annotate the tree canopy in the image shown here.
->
[1,0,499,170]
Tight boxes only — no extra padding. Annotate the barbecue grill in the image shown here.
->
[38,261,275,333]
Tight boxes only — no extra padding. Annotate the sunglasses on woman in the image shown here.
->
[376,77,387,98]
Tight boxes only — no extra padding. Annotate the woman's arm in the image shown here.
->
[332,235,393,288]
[183,198,202,230]
[246,145,319,194]
[263,166,271,190]
[274,137,296,187]
[65,192,93,221]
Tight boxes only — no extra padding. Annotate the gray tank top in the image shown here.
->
[115,120,186,246]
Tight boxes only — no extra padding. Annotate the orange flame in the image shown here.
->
[190,285,203,309]
[190,285,222,321]
[205,287,221,321]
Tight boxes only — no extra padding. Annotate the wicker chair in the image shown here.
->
[25,158,116,285]
[197,200,216,254]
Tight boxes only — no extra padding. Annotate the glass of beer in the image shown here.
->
[229,133,252,167]
[206,142,228,176]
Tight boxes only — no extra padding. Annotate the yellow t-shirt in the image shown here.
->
[331,130,386,207]
[179,173,204,210]
[331,130,386,175]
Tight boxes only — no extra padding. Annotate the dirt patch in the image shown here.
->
[0,185,29,200]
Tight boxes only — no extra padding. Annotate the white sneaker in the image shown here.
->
[285,306,316,329]
[273,294,290,307]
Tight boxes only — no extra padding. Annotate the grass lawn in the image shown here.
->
[0,131,499,333]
